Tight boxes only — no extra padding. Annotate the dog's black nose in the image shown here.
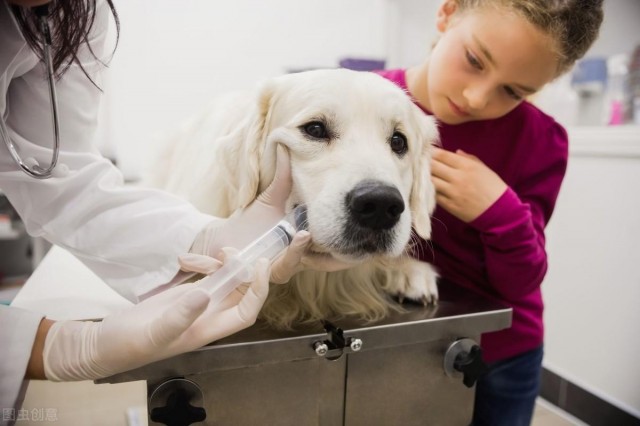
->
[346,181,405,230]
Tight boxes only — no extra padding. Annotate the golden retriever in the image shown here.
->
[148,68,440,328]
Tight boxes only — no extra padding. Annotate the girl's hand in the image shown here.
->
[430,148,507,223]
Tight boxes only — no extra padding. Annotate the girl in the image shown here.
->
[377,0,603,424]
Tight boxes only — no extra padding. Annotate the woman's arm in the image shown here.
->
[1,0,214,301]
[0,306,45,410]
[26,318,54,380]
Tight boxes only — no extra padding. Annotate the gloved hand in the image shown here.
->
[184,230,357,285]
[43,258,269,381]
[190,144,293,259]
[268,234,359,283]
[185,144,357,284]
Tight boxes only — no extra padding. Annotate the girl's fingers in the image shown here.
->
[431,175,452,197]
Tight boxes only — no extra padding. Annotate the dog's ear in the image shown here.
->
[219,81,277,209]
[410,115,439,239]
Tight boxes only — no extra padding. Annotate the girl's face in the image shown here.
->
[425,2,558,124]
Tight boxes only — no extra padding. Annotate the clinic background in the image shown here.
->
[1,0,636,423]
[96,0,640,420]
[98,0,640,178]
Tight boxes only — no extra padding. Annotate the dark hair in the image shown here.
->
[11,0,120,83]
[455,0,604,75]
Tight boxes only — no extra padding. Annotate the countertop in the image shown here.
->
[11,245,132,320]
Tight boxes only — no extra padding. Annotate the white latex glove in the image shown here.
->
[268,232,359,283]
[43,259,269,381]
[190,144,293,258]
[186,144,356,284]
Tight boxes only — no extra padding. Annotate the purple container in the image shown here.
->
[339,58,386,72]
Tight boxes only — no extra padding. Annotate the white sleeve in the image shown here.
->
[0,0,216,300]
[0,306,44,412]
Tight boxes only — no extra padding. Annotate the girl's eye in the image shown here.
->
[504,86,523,101]
[389,131,408,155]
[466,50,482,70]
[301,121,330,140]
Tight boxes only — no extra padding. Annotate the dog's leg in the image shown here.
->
[383,257,439,305]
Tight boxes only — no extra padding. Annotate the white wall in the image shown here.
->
[538,0,640,414]
[382,0,439,69]
[588,0,640,58]
[102,1,640,176]
[544,128,640,416]
[99,0,390,178]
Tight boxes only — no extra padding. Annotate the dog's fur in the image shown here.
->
[148,69,440,328]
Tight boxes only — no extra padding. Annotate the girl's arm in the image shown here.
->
[468,124,568,301]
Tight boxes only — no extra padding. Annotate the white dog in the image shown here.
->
[148,69,440,328]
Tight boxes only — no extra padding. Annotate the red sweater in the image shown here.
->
[377,69,568,363]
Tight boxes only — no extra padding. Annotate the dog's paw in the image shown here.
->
[385,258,439,306]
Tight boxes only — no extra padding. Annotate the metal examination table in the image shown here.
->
[99,284,512,426]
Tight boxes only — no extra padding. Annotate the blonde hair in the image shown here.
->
[455,0,604,75]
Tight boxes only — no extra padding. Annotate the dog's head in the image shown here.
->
[229,69,438,261]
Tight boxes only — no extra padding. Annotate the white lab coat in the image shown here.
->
[0,0,214,414]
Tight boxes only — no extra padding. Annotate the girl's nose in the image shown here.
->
[463,84,491,110]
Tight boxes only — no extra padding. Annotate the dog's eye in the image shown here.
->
[389,131,408,155]
[302,121,329,140]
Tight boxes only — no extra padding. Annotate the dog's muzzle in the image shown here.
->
[346,180,405,230]
[337,180,405,256]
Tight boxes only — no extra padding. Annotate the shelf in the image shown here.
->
[0,230,22,240]
[567,125,640,158]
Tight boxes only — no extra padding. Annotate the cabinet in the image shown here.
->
[0,192,32,286]
[0,191,51,301]
[98,288,512,426]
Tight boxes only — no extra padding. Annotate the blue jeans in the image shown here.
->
[471,345,544,426]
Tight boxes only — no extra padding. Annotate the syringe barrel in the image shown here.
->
[237,221,294,264]
[197,219,295,304]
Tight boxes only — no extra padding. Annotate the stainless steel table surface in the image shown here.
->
[99,284,511,385]
[98,284,512,426]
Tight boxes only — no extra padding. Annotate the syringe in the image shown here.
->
[197,205,307,305]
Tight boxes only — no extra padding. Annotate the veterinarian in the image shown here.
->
[1,0,330,414]
[376,0,603,424]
